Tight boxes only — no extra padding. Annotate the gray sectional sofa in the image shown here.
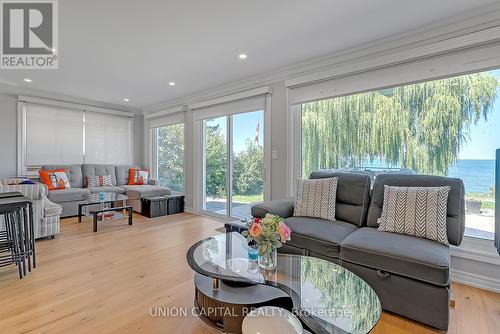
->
[41,164,171,217]
[251,171,465,330]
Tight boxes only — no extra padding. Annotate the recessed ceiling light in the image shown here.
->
[168,81,176,86]
[238,53,248,60]
[123,98,129,102]
[23,78,32,83]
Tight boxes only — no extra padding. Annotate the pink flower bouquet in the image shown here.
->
[242,214,291,257]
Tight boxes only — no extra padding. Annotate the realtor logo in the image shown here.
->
[1,0,58,69]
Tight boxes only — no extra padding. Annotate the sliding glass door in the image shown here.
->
[204,117,228,215]
[203,110,264,219]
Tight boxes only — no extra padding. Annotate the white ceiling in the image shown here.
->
[0,0,498,109]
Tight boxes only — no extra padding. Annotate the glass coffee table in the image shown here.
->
[186,232,381,334]
[77,193,132,232]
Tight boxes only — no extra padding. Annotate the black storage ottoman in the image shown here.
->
[166,195,185,215]
[142,195,185,218]
[142,196,168,218]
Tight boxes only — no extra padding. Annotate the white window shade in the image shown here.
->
[289,42,500,105]
[26,103,84,165]
[148,112,185,128]
[193,93,267,121]
[85,111,133,164]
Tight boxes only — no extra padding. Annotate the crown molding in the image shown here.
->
[143,2,500,114]
[0,83,142,115]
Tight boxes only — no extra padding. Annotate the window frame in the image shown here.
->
[289,69,499,244]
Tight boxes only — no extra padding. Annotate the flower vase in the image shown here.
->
[258,247,277,270]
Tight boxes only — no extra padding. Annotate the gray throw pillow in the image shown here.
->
[87,175,113,188]
[294,177,338,221]
[377,185,451,245]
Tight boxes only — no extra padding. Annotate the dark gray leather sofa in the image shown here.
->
[251,171,465,330]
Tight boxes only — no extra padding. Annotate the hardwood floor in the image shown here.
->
[0,213,498,334]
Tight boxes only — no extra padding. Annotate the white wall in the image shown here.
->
[0,93,19,177]
[133,114,144,167]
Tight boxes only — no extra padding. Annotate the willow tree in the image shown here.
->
[302,72,499,177]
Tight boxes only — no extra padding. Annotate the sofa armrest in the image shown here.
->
[147,178,160,186]
[251,198,295,219]
[0,182,48,200]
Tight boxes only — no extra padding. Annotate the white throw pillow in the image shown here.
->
[294,177,338,221]
[377,185,451,245]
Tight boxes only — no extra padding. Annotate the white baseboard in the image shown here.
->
[451,269,500,293]
[184,206,196,214]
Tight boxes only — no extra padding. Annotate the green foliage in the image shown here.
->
[205,124,227,198]
[205,126,264,199]
[157,123,184,192]
[233,139,264,196]
[302,72,499,177]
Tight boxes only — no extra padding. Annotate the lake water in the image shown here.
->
[361,159,496,194]
[447,159,496,194]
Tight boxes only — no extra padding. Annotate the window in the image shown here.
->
[25,103,84,165]
[156,123,185,193]
[19,101,133,175]
[298,69,500,240]
[84,111,133,164]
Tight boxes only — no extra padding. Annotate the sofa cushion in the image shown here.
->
[42,197,62,217]
[115,165,140,186]
[82,164,117,186]
[48,188,90,203]
[340,227,450,287]
[309,171,371,227]
[378,185,451,245]
[366,173,465,246]
[88,186,126,194]
[42,165,84,188]
[251,198,295,219]
[284,216,358,258]
[119,185,171,199]
[294,177,338,221]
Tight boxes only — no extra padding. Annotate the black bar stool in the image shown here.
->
[0,193,35,279]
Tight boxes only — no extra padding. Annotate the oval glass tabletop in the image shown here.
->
[186,232,381,334]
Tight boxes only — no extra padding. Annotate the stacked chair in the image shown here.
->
[0,192,36,279]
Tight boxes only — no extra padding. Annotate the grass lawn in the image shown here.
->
[232,194,263,204]
[465,193,495,209]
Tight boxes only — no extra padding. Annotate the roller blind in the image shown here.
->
[149,112,185,128]
[26,103,84,165]
[84,111,133,164]
[192,94,267,121]
[289,42,500,105]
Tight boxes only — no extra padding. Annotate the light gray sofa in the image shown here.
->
[41,164,171,217]
[251,171,465,330]
[0,178,62,239]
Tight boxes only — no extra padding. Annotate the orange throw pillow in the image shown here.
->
[128,169,149,185]
[39,169,71,190]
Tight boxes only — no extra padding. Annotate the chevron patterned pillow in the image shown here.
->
[377,185,451,245]
[294,177,338,221]
[87,175,113,187]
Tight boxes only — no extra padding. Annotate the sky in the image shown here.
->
[206,110,264,153]
[458,69,500,160]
